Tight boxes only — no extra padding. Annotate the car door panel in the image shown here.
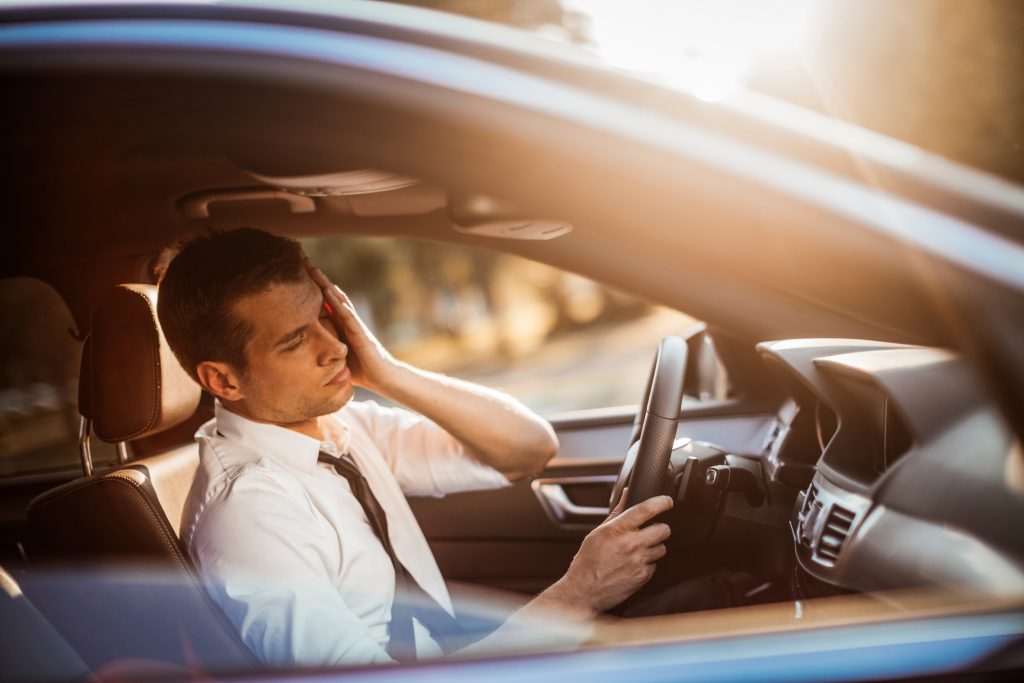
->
[411,404,776,594]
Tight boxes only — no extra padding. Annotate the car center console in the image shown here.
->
[756,339,1024,594]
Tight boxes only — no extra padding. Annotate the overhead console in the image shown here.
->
[755,339,1024,594]
[176,168,573,241]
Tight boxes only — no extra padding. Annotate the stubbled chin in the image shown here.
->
[289,383,353,421]
[324,384,355,413]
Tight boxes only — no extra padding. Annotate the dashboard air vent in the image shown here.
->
[796,483,820,547]
[816,504,855,564]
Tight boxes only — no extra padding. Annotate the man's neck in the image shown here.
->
[220,400,323,440]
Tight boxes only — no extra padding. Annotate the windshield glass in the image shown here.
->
[384,0,1023,188]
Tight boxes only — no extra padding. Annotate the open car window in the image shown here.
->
[0,278,116,479]
[301,236,701,414]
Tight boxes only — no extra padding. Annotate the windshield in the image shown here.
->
[385,0,1023,189]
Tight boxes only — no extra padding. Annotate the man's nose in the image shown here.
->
[316,324,347,366]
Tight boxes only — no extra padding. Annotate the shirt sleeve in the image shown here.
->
[343,401,510,498]
[189,468,395,667]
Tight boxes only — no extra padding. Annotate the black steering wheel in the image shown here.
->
[610,336,687,510]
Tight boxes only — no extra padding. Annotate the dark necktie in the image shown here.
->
[317,450,462,661]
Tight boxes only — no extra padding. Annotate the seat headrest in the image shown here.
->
[81,284,200,443]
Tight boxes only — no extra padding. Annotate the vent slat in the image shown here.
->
[819,534,843,548]
[814,504,856,566]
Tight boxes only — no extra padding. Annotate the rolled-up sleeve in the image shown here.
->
[190,470,395,667]
[343,401,509,498]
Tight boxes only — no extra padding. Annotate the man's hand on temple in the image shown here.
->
[541,494,674,617]
[309,263,398,394]
[307,261,557,482]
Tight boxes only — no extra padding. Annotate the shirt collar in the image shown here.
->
[212,400,352,472]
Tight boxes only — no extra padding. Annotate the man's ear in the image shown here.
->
[196,361,245,401]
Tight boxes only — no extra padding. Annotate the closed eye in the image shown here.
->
[283,333,307,352]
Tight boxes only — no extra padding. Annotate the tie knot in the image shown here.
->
[318,450,362,481]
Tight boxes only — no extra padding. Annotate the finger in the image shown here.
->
[635,522,671,547]
[608,487,628,519]
[319,281,356,320]
[643,543,667,563]
[327,299,362,334]
[332,286,353,305]
[310,266,348,298]
[321,281,344,309]
[320,286,349,324]
[640,563,657,584]
[308,266,353,304]
[308,262,331,288]
[616,495,673,530]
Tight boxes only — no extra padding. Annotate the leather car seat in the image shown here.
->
[24,284,259,673]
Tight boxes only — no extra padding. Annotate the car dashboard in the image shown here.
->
[755,339,1024,596]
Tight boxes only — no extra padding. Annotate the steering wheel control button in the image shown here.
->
[704,465,765,507]
[705,467,724,486]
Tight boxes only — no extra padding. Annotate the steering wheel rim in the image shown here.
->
[610,336,687,509]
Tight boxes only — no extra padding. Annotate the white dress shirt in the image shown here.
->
[182,399,509,667]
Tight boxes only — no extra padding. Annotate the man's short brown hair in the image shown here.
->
[157,227,306,382]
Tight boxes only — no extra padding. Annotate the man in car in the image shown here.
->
[158,227,672,666]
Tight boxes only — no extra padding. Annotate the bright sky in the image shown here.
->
[564,0,816,101]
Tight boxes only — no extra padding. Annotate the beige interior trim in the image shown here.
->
[136,445,200,538]
[588,589,1024,647]
[180,188,315,219]
[0,565,22,599]
[104,444,199,538]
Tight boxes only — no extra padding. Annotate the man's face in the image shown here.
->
[229,273,353,425]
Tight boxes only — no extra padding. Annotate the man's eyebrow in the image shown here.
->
[272,287,325,348]
[273,324,309,348]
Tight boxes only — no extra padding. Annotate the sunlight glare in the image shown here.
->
[566,0,815,101]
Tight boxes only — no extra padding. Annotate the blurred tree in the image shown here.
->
[747,0,1023,186]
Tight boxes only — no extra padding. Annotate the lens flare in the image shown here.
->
[567,0,815,101]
